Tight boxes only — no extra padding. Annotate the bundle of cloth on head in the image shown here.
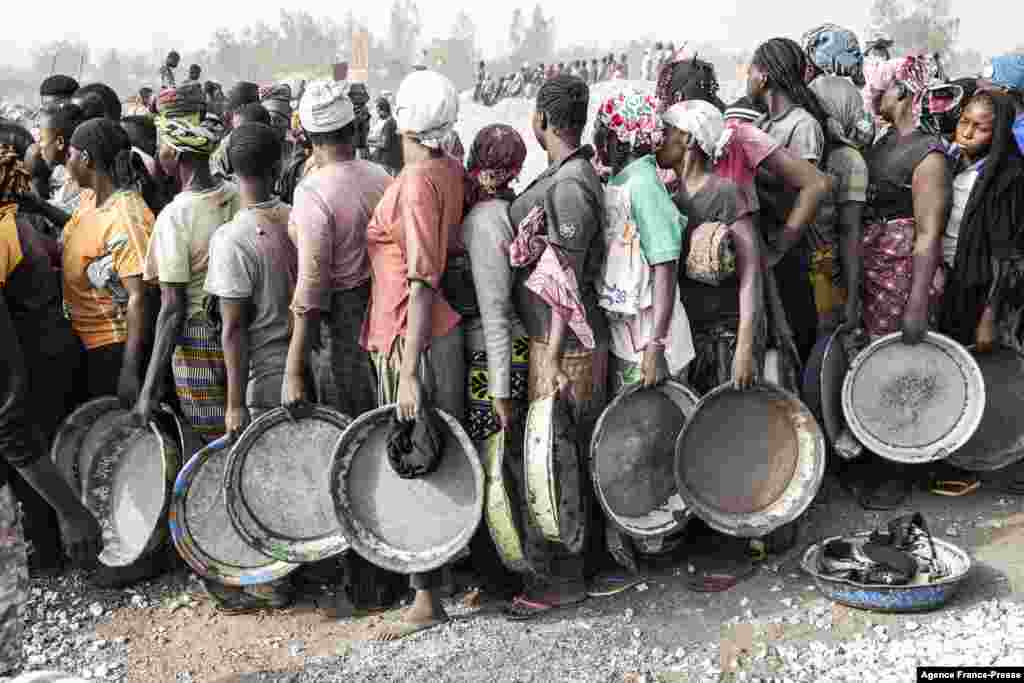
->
[808,75,875,148]
[298,79,355,133]
[862,53,939,119]
[260,83,293,121]
[227,81,260,112]
[654,44,723,111]
[801,23,864,85]
[394,70,459,150]
[663,99,731,163]
[157,82,206,123]
[990,54,1024,92]
[466,123,526,198]
[598,89,663,151]
[155,115,223,157]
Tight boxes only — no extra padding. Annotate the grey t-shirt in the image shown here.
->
[204,198,297,410]
[756,106,825,245]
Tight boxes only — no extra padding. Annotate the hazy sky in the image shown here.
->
[1,0,1018,67]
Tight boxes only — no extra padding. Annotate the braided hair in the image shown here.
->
[73,83,122,121]
[70,118,150,197]
[751,37,829,128]
[655,55,724,111]
[536,75,589,135]
[228,122,282,179]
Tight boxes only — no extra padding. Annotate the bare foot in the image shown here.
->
[372,589,449,642]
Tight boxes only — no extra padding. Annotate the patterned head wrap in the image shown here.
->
[0,144,31,198]
[441,130,464,162]
[991,54,1024,91]
[808,75,875,148]
[801,24,864,84]
[394,70,459,150]
[467,124,527,196]
[157,82,206,121]
[662,100,731,163]
[863,54,938,117]
[597,89,663,151]
[155,115,222,157]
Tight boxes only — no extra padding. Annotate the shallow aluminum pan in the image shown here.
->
[947,345,1024,472]
[85,420,180,568]
[590,380,698,540]
[225,406,352,564]
[50,396,125,494]
[524,396,587,554]
[841,332,985,463]
[482,429,530,574]
[330,405,484,574]
[170,435,298,586]
[675,384,826,538]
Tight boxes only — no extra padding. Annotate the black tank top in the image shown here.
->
[865,129,945,222]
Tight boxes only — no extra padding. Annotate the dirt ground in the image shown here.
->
[68,471,1024,682]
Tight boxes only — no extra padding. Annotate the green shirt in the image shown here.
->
[608,155,686,265]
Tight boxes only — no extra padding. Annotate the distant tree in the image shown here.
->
[452,10,477,49]
[517,5,555,63]
[869,0,960,55]
[30,40,91,80]
[97,49,123,93]
[388,0,423,65]
[509,9,525,52]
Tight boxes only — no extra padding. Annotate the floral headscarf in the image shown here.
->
[0,144,31,198]
[809,75,875,149]
[597,89,662,151]
[801,23,864,84]
[155,115,222,157]
[467,124,526,197]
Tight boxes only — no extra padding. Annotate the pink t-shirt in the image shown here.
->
[716,121,780,217]
[288,160,392,314]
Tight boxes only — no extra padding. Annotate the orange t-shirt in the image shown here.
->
[0,205,24,286]
[62,190,154,350]
[361,156,465,353]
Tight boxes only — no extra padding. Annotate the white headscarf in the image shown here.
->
[298,80,355,134]
[662,100,732,163]
[394,70,459,150]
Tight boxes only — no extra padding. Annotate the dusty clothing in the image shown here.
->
[462,198,524,399]
[205,199,297,410]
[321,283,378,420]
[361,155,466,354]
[369,117,402,173]
[62,190,154,350]
[861,130,948,338]
[289,160,391,313]
[942,160,982,267]
[716,121,779,217]
[171,320,226,441]
[674,176,743,328]
[0,484,28,676]
[143,182,241,319]
[756,105,825,245]
[508,146,609,350]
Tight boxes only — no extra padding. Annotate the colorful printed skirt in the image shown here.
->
[0,484,27,676]
[862,218,945,339]
[466,328,530,443]
[172,318,228,442]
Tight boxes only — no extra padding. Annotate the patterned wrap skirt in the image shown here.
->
[862,218,945,339]
[172,317,228,442]
[465,322,530,443]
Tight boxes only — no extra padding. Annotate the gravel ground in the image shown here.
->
[5,482,1023,682]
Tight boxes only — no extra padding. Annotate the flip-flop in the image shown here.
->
[503,593,585,621]
[586,573,644,598]
[686,563,757,593]
[929,479,980,497]
[370,616,449,642]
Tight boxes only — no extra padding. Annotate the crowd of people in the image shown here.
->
[2,21,1024,675]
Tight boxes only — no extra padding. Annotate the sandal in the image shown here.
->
[587,572,644,598]
[503,593,585,621]
[929,479,980,497]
